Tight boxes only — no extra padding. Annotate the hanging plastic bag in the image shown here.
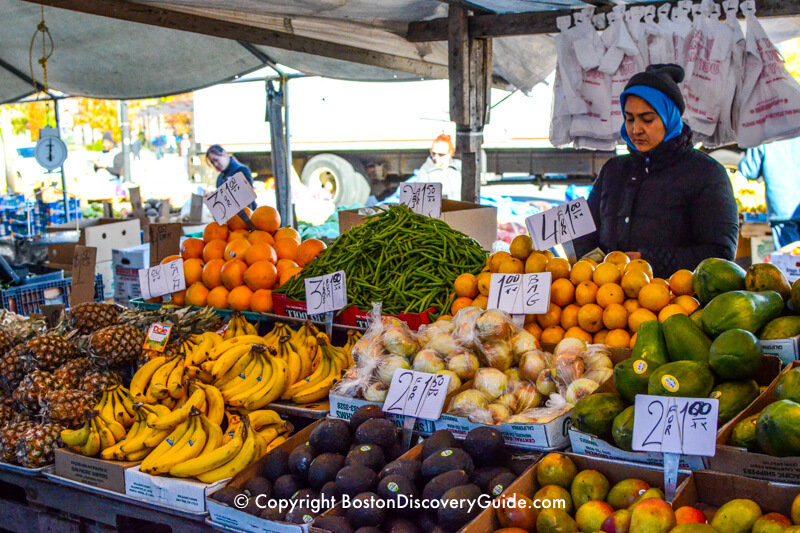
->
[711,0,746,147]
[737,1,800,148]
[570,11,615,142]
[626,6,650,66]
[550,15,590,147]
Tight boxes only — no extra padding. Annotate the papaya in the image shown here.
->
[693,257,746,305]
[759,316,800,340]
[708,329,763,380]
[701,290,784,337]
[730,413,761,452]
[690,309,705,332]
[612,405,635,451]
[710,380,760,426]
[792,279,800,313]
[648,361,715,398]
[630,320,669,366]
[755,399,800,457]
[571,393,628,441]
[746,263,792,301]
[775,368,800,403]
[613,358,656,404]
[662,314,712,364]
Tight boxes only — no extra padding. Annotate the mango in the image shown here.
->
[629,498,676,533]
[536,508,579,533]
[576,501,614,533]
[601,509,632,533]
[537,453,579,489]
[670,525,719,533]
[534,485,574,514]
[792,492,800,524]
[606,479,650,510]
[752,512,792,533]
[629,488,666,510]
[675,506,707,524]
[710,499,762,533]
[497,492,538,531]
[571,470,611,510]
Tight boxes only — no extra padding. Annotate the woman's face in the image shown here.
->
[430,141,452,169]
[624,95,666,153]
[207,151,231,172]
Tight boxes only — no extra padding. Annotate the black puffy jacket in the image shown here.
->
[573,128,739,278]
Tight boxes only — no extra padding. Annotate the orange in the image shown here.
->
[224,239,251,261]
[250,206,281,233]
[524,322,543,340]
[602,303,629,330]
[545,257,570,280]
[623,298,641,314]
[593,262,622,286]
[569,260,595,285]
[274,227,301,243]
[577,303,604,333]
[279,266,303,286]
[674,295,700,315]
[498,257,524,274]
[561,304,581,330]
[638,282,671,312]
[228,285,253,311]
[171,289,186,306]
[582,258,598,266]
[248,230,275,246]
[184,258,204,286]
[250,289,274,313]
[629,308,658,332]
[244,243,278,266]
[509,235,534,261]
[525,253,548,274]
[226,207,252,232]
[207,286,230,310]
[476,272,492,296]
[276,259,300,278]
[575,281,599,306]
[593,329,609,345]
[203,222,229,243]
[537,303,562,329]
[669,269,694,296]
[180,238,205,261]
[596,283,625,308]
[243,260,279,291]
[659,304,688,322]
[185,282,210,307]
[296,239,327,267]
[542,250,555,259]
[621,270,651,299]
[551,278,576,307]
[472,295,488,309]
[489,251,512,273]
[454,273,479,299]
[651,278,670,288]
[438,315,453,322]
[220,259,248,290]
[630,332,638,350]
[540,326,566,345]
[274,238,300,262]
[604,251,630,266]
[623,259,654,278]
[202,240,228,262]
[606,329,632,350]
[202,259,225,289]
[451,296,474,315]
[227,229,250,243]
[160,255,181,265]
[564,326,593,343]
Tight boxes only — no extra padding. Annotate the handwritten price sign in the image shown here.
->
[488,273,552,315]
[304,271,347,316]
[138,259,186,300]
[399,183,442,218]
[382,370,451,421]
[525,197,596,251]
[632,395,719,457]
[202,172,257,225]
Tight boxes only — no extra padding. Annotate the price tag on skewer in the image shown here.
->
[304,271,347,316]
[382,370,451,421]
[138,259,186,300]
[399,183,442,218]
[525,197,596,252]
[203,172,257,226]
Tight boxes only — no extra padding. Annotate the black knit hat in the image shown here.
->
[624,64,686,115]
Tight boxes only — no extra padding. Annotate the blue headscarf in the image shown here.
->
[619,85,684,152]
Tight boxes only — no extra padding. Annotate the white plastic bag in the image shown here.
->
[671,0,694,68]
[550,15,590,147]
[643,5,675,65]
[710,0,746,147]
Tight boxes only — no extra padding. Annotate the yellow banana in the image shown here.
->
[207,336,269,361]
[167,356,186,399]
[123,422,169,453]
[160,396,177,410]
[243,353,288,411]
[200,360,216,373]
[196,421,257,483]
[170,421,244,478]
[140,417,192,472]
[185,365,214,384]
[223,352,267,403]
[291,356,340,404]
[245,409,284,430]
[279,337,302,385]
[61,418,92,447]
[222,319,236,340]
[146,357,181,401]
[149,414,207,475]
[211,344,253,378]
[244,319,258,336]
[116,389,136,418]
[101,417,142,460]
[93,417,116,451]
[130,356,168,401]
[143,416,197,474]
[196,383,225,426]
[125,448,152,461]
[99,415,127,442]
[265,435,286,453]
[147,388,205,430]
[198,413,223,455]
[109,389,134,428]
[282,353,329,400]
[80,426,102,457]
[139,403,172,418]
[215,348,256,390]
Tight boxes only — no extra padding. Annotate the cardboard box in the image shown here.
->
[125,465,228,513]
[338,200,498,251]
[328,392,438,436]
[769,252,800,282]
[47,219,142,269]
[760,337,800,366]
[113,244,149,306]
[54,447,139,494]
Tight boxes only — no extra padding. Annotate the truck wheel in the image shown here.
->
[300,154,370,206]
[708,149,743,171]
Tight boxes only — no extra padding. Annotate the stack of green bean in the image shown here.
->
[274,205,488,316]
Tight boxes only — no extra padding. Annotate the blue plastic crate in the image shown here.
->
[0,273,104,316]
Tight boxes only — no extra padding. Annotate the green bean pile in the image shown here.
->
[274,205,488,316]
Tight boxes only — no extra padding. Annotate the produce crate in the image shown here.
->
[0,273,104,316]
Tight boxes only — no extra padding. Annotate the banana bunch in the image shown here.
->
[223,312,259,340]
[212,345,290,410]
[98,403,172,461]
[140,407,220,475]
[344,329,363,353]
[282,332,350,404]
[222,409,290,446]
[61,386,136,456]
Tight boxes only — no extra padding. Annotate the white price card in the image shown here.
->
[525,197,596,251]
[522,272,552,314]
[138,259,186,300]
[382,370,451,421]
[399,183,442,218]
[488,273,552,315]
[304,271,347,316]
[632,395,719,457]
[202,172,257,225]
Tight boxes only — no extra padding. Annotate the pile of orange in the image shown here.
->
[451,235,700,350]
[164,206,327,313]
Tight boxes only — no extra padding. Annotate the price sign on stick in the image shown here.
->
[522,272,552,314]
[525,197,596,251]
[632,395,719,456]
[203,172,257,225]
[304,271,347,316]
[399,183,442,218]
[138,259,186,300]
[382,370,451,421]
[70,245,97,306]
[488,273,552,315]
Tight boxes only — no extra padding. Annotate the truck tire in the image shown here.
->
[300,154,370,206]
[708,149,744,171]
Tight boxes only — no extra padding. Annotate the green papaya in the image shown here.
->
[702,290,784,337]
[613,358,656,403]
[745,263,792,301]
[612,405,635,451]
[759,316,800,340]
[571,393,628,441]
[730,413,761,452]
[775,368,800,403]
[792,279,800,313]
[648,361,715,398]
[693,258,747,305]
[756,399,800,457]
[690,309,705,332]
[662,314,712,364]
[710,380,760,426]
[708,329,763,380]
[630,320,669,366]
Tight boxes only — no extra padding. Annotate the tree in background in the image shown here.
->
[0,101,55,140]
[783,37,800,83]
[73,98,120,141]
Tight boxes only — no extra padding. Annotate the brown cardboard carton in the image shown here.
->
[54,447,139,494]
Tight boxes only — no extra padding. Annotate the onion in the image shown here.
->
[476,309,511,340]
[481,340,514,371]
[363,382,390,402]
[488,403,512,424]
[518,351,547,382]
[435,370,462,394]
[412,349,445,373]
[446,349,481,380]
[565,378,600,405]
[473,368,509,400]
[514,383,543,412]
[535,369,557,396]
[426,333,460,356]
[383,326,419,358]
[510,330,540,357]
[447,389,490,417]
[376,355,411,384]
[555,337,587,357]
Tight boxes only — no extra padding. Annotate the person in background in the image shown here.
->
[573,64,739,278]
[93,132,123,183]
[205,144,257,209]
[738,137,800,249]
[414,134,462,201]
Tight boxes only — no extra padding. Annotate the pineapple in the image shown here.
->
[14,423,63,468]
[90,325,145,367]
[0,310,46,343]
[67,302,120,335]
[80,370,122,398]
[0,330,12,357]
[23,335,77,371]
[0,345,27,392]
[0,404,13,427]
[139,342,181,366]
[53,358,92,389]
[42,390,94,429]
[0,420,36,463]
[12,370,61,415]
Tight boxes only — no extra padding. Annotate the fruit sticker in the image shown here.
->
[441,450,453,457]
[492,484,505,496]
[633,360,648,374]
[387,482,399,493]
[661,375,679,393]
[360,445,372,452]
[710,391,722,400]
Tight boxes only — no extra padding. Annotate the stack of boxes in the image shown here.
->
[0,195,82,238]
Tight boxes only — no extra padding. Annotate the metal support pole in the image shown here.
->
[119,100,132,183]
[53,97,69,222]
[283,74,294,228]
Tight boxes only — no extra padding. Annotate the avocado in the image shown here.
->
[243,475,273,500]
[261,448,290,482]
[486,472,516,498]
[292,488,319,502]
[355,418,397,450]
[463,426,505,466]
[384,517,423,533]
[212,486,239,506]
[242,498,262,516]
[421,430,456,460]
[471,466,511,492]
[314,515,355,533]
[346,492,387,529]
[422,470,470,504]
[289,442,317,479]
[421,448,474,480]
[380,459,421,483]
[385,441,404,461]
[321,481,338,508]
[345,444,385,472]
[274,474,306,500]
[259,505,287,521]
[285,505,318,525]
[437,485,482,532]
[350,404,385,431]
[310,419,352,455]
[308,453,345,491]
[377,474,419,504]
[336,464,379,498]
[353,528,383,533]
